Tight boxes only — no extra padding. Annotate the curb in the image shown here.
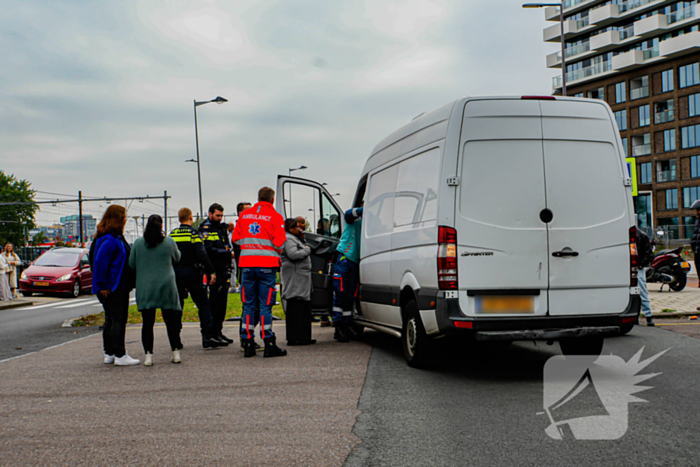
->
[62,318,78,328]
[651,310,700,318]
[0,300,34,311]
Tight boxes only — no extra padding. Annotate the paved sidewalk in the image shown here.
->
[649,280,700,316]
[0,323,371,466]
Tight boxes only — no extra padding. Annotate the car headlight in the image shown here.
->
[56,273,73,282]
[20,271,27,280]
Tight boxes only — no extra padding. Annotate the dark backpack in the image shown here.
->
[637,228,653,268]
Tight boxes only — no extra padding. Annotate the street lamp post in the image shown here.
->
[523,2,566,96]
[287,165,307,216]
[188,96,228,219]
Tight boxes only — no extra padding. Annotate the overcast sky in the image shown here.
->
[1,0,558,230]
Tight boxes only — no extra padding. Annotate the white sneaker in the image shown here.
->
[104,354,115,364]
[171,349,181,364]
[114,353,140,366]
[144,353,154,366]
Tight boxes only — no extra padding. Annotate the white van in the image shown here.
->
[277,95,641,367]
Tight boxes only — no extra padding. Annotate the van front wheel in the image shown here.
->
[402,300,432,368]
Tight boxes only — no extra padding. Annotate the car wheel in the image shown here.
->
[559,337,604,356]
[70,280,80,298]
[21,291,33,297]
[401,299,433,368]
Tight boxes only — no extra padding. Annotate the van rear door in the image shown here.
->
[456,99,549,317]
[540,100,631,316]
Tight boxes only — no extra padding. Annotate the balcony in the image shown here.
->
[633,144,651,156]
[552,60,613,88]
[612,46,660,72]
[659,31,700,59]
[667,5,696,25]
[544,17,591,42]
[589,4,620,27]
[655,109,675,124]
[657,170,677,183]
[634,15,668,39]
[546,41,591,68]
[630,85,649,100]
[619,26,635,41]
[590,30,621,53]
[545,6,560,22]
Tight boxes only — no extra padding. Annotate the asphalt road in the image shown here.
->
[345,325,700,466]
[0,292,132,361]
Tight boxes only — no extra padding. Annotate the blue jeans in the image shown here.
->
[638,267,652,318]
[240,268,277,340]
[332,257,359,325]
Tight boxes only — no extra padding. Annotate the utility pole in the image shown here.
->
[164,190,168,233]
[78,191,83,247]
[142,214,145,234]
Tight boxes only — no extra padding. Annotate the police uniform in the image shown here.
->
[199,218,233,340]
[169,224,224,347]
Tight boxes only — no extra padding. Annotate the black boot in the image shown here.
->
[203,334,224,349]
[219,333,234,344]
[242,338,257,358]
[263,336,288,358]
[334,324,350,343]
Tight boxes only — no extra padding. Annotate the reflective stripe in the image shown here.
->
[262,324,272,330]
[242,287,245,303]
[354,285,359,298]
[171,236,190,243]
[352,208,359,218]
[261,316,265,339]
[342,311,352,316]
[239,249,279,257]
[238,238,276,247]
[246,315,251,339]
[206,233,221,241]
[340,277,343,292]
[267,288,273,305]
[332,307,343,312]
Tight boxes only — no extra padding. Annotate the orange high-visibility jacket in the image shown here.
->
[231,201,286,268]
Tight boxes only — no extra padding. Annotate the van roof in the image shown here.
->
[363,96,611,177]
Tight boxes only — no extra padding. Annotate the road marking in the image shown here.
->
[93,303,104,307]
[21,299,91,310]
[656,322,700,326]
[55,300,99,309]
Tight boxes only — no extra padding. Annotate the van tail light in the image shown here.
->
[438,226,458,290]
[629,226,638,287]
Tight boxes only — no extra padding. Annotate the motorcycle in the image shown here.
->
[645,245,691,291]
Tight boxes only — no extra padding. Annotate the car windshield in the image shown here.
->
[33,251,81,267]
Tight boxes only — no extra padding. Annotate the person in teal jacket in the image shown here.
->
[332,206,363,342]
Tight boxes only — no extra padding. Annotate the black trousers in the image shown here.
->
[175,268,214,337]
[209,273,230,335]
[285,298,312,343]
[141,309,183,353]
[98,289,130,358]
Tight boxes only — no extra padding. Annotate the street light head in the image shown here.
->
[212,96,228,104]
[185,159,198,163]
[299,165,308,170]
[522,3,560,7]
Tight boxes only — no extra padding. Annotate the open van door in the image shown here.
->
[276,176,345,314]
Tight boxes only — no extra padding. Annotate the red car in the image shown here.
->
[19,248,93,298]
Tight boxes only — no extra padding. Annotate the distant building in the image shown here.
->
[59,215,96,242]
[538,0,700,239]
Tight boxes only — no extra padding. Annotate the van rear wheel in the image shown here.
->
[401,300,432,368]
[559,337,604,356]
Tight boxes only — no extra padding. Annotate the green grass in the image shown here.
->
[73,293,285,326]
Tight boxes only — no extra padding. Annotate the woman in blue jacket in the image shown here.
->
[91,205,138,366]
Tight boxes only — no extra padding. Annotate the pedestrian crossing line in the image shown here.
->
[55,300,100,309]
[23,298,91,310]
[93,303,104,307]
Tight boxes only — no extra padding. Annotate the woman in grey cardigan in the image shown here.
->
[128,215,183,366]
[281,218,316,345]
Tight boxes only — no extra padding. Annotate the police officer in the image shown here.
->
[169,207,226,348]
[200,203,235,345]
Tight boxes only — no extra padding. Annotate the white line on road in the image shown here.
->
[55,300,99,309]
[21,300,83,311]
[93,303,104,307]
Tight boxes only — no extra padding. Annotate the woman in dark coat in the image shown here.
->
[128,215,182,366]
[280,218,316,345]
[91,205,138,366]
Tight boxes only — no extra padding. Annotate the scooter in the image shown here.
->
[645,245,691,291]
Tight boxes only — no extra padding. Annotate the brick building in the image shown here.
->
[540,0,700,238]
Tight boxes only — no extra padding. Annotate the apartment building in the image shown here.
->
[542,0,700,238]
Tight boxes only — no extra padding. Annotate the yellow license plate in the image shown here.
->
[681,261,690,268]
[33,281,50,286]
[478,296,535,314]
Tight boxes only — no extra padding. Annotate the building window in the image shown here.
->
[663,129,676,152]
[574,92,584,98]
[657,159,677,182]
[640,162,652,184]
[682,124,700,149]
[691,155,700,178]
[615,110,627,130]
[587,87,604,100]
[632,134,651,156]
[689,93,700,117]
[639,105,650,127]
[622,137,628,156]
[684,186,700,208]
[655,99,674,123]
[659,217,680,239]
[666,189,678,209]
[680,63,700,88]
[661,69,674,92]
[631,76,649,100]
[615,82,626,103]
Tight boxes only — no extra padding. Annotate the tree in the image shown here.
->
[31,231,47,246]
[0,171,37,248]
